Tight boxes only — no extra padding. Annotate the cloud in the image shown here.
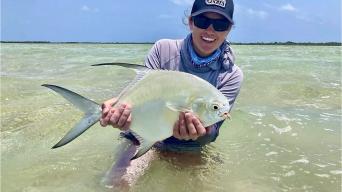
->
[81,5,90,11]
[235,4,268,20]
[246,8,268,19]
[262,3,298,12]
[280,4,297,12]
[170,0,194,6]
[81,5,99,12]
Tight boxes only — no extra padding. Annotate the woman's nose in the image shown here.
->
[205,24,216,33]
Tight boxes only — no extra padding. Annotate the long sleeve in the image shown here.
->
[219,65,243,110]
[144,41,162,70]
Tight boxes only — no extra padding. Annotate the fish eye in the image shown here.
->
[212,104,219,110]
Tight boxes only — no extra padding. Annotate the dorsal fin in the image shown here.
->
[91,62,149,71]
[92,62,151,102]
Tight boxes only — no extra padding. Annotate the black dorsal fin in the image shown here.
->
[91,62,149,71]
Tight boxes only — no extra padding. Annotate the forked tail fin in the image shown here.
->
[42,84,102,148]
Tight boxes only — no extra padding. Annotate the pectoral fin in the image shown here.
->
[166,102,192,113]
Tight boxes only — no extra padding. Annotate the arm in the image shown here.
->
[219,66,243,109]
[144,41,162,69]
[208,65,243,138]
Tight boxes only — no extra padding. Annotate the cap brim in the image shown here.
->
[191,9,234,24]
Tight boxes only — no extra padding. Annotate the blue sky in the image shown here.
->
[1,0,341,43]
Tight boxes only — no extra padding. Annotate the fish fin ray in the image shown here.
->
[42,84,100,113]
[166,102,192,113]
[91,62,150,71]
[130,131,144,146]
[129,131,154,160]
[42,84,101,148]
[131,141,154,160]
[91,63,152,101]
[52,113,100,148]
[115,70,150,100]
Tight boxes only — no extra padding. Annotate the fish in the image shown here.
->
[42,63,230,160]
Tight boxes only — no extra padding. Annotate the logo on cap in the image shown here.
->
[205,0,226,8]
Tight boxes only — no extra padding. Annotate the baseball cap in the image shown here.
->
[191,0,234,24]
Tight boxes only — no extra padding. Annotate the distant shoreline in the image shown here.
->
[1,41,341,46]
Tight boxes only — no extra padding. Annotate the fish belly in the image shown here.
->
[130,100,178,142]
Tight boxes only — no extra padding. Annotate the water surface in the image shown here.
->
[1,43,341,192]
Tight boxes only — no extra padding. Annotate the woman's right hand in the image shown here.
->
[100,98,132,130]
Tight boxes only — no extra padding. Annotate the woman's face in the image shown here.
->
[189,12,231,57]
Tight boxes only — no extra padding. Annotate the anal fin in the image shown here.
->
[130,131,155,160]
[131,142,155,160]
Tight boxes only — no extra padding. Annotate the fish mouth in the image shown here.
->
[220,112,231,119]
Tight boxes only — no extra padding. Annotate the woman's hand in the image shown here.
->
[173,112,212,140]
[100,98,132,130]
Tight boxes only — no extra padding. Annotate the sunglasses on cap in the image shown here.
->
[192,15,231,32]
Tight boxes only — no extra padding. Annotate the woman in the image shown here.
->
[101,0,242,150]
[101,0,243,186]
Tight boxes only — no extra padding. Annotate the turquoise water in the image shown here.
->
[1,43,341,192]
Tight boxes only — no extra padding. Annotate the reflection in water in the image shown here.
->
[102,139,224,191]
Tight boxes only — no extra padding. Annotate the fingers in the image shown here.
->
[173,112,189,140]
[122,114,132,130]
[100,106,112,127]
[109,104,132,130]
[110,104,125,126]
[100,98,118,127]
[185,113,197,140]
[101,98,117,115]
[100,100,132,130]
[117,104,132,128]
[179,112,189,140]
[192,117,206,136]
[172,112,206,141]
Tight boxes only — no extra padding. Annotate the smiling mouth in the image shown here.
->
[201,36,215,43]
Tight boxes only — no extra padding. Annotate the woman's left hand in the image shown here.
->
[172,112,211,140]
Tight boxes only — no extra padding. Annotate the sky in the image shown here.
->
[1,0,341,43]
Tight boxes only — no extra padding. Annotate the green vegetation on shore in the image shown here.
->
[1,41,341,46]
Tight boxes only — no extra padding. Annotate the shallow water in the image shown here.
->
[1,43,341,192]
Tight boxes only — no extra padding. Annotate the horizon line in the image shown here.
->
[1,40,341,46]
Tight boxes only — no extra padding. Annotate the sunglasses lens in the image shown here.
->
[193,16,210,29]
[212,20,230,31]
[193,15,230,31]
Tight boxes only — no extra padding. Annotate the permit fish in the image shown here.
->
[42,63,230,160]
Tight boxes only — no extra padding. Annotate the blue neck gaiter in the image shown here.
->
[187,34,221,68]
